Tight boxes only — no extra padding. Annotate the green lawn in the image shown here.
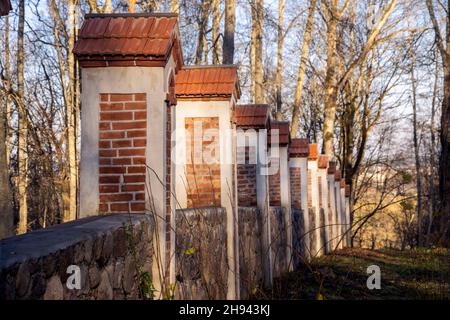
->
[266,247,450,300]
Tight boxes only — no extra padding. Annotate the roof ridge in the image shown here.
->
[85,13,178,19]
[182,64,238,69]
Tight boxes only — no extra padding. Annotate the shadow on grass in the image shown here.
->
[264,247,450,300]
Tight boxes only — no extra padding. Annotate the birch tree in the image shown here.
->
[290,0,317,137]
[17,0,27,234]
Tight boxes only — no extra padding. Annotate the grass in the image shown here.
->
[267,247,450,300]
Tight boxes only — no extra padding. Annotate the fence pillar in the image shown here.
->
[307,144,320,257]
[317,155,329,255]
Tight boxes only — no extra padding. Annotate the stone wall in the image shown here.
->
[0,214,154,300]
[308,208,316,257]
[269,207,287,278]
[175,207,228,299]
[291,208,304,270]
[238,207,263,298]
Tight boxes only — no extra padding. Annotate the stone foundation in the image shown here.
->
[238,207,263,298]
[0,214,154,300]
[269,207,287,278]
[175,207,228,299]
[291,208,304,270]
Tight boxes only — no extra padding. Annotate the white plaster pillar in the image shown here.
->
[279,145,292,270]
[335,178,343,249]
[317,157,329,255]
[327,165,336,251]
[345,193,351,248]
[256,130,273,287]
[340,183,347,248]
[307,147,320,257]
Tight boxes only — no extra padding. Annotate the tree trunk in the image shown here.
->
[17,0,28,235]
[322,4,338,155]
[4,15,11,166]
[66,0,77,222]
[222,0,235,64]
[0,93,13,239]
[426,51,439,246]
[250,1,256,100]
[441,0,450,245]
[0,14,14,239]
[195,0,211,65]
[212,0,221,64]
[290,0,316,137]
[128,0,136,13]
[254,0,264,103]
[170,0,179,13]
[427,0,450,244]
[410,50,423,246]
[275,0,284,120]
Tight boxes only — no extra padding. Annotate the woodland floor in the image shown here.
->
[263,247,450,300]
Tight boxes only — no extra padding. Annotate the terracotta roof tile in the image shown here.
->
[308,144,319,161]
[74,14,183,67]
[318,155,329,169]
[235,104,270,128]
[289,138,309,157]
[175,65,240,99]
[269,121,290,146]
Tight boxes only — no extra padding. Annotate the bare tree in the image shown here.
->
[290,0,317,137]
[253,0,264,103]
[426,0,450,245]
[222,0,235,64]
[212,0,221,64]
[16,0,27,234]
[195,0,211,65]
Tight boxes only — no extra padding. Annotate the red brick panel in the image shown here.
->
[185,117,221,208]
[269,167,281,207]
[98,93,147,214]
[237,146,257,207]
[290,167,301,209]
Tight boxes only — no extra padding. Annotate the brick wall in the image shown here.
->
[290,167,301,209]
[269,167,281,207]
[185,117,221,208]
[98,93,147,214]
[237,146,257,207]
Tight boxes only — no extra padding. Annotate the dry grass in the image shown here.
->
[265,247,450,300]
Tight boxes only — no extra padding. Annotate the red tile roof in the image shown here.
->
[235,104,270,128]
[0,0,11,16]
[74,13,183,68]
[318,155,329,169]
[289,138,309,157]
[175,65,240,100]
[308,144,319,161]
[269,121,290,146]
